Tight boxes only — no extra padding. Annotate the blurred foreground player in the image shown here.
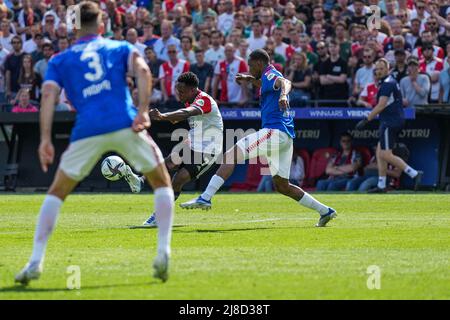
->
[181,49,337,227]
[356,58,423,192]
[15,1,174,284]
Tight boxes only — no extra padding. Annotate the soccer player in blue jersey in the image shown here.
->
[181,49,336,227]
[356,58,423,192]
[15,1,174,284]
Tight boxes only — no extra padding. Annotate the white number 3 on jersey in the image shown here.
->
[81,51,104,82]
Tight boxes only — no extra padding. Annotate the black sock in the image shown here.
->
[174,192,180,201]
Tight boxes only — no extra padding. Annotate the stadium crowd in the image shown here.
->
[0,0,449,112]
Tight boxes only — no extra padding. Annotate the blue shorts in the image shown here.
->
[379,123,403,150]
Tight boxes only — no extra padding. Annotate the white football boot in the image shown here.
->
[121,165,143,193]
[15,260,43,285]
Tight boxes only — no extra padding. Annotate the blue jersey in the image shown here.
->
[377,75,404,126]
[260,65,295,138]
[44,35,137,142]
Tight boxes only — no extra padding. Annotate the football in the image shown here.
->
[101,156,125,181]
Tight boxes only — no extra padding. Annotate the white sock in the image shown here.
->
[201,175,225,201]
[30,195,63,263]
[299,193,329,215]
[154,187,174,255]
[404,166,418,178]
[378,176,387,189]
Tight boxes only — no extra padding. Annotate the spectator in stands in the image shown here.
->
[318,40,349,105]
[190,48,213,93]
[413,30,445,60]
[193,0,217,26]
[23,24,42,54]
[353,48,375,99]
[287,52,312,107]
[5,35,25,102]
[335,22,352,62]
[391,49,408,83]
[354,79,379,108]
[33,42,53,80]
[18,53,40,101]
[236,38,251,61]
[309,22,325,52]
[400,56,430,108]
[440,64,450,103]
[316,132,362,191]
[273,26,293,63]
[259,7,276,38]
[384,36,411,66]
[139,20,159,47]
[153,19,181,61]
[350,0,368,26]
[56,36,69,53]
[11,88,38,113]
[419,42,444,103]
[311,5,333,38]
[382,0,399,27]
[111,25,124,41]
[248,19,267,52]
[0,42,9,103]
[197,31,210,53]
[205,30,225,68]
[299,34,318,67]
[0,19,14,52]
[217,0,234,37]
[158,44,190,108]
[178,35,196,64]
[405,18,422,49]
[126,28,145,56]
[312,41,329,99]
[212,43,248,105]
[264,38,285,70]
[42,12,58,44]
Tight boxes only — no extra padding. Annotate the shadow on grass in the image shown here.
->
[0,281,162,294]
[174,226,309,234]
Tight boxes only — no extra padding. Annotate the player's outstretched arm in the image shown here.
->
[39,82,60,172]
[132,52,152,132]
[235,73,261,88]
[150,107,202,124]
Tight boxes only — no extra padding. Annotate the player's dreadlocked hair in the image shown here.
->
[249,49,270,65]
[177,72,199,88]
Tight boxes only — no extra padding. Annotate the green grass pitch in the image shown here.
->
[0,193,449,299]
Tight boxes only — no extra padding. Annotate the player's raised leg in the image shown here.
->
[180,145,243,210]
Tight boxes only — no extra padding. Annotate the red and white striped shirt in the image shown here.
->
[159,59,190,98]
[214,57,248,103]
[413,45,445,61]
[360,83,378,108]
[185,90,223,153]
[275,43,295,62]
[419,57,444,101]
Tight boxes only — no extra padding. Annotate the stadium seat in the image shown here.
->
[229,157,266,192]
[308,147,338,186]
[295,149,310,187]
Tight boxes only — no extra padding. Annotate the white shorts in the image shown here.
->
[59,128,164,181]
[236,128,293,179]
